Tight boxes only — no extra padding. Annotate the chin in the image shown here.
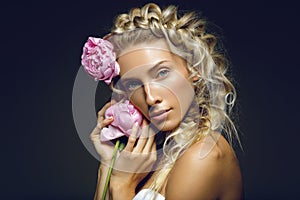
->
[151,120,181,132]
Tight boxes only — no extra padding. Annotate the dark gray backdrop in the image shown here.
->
[1,0,299,199]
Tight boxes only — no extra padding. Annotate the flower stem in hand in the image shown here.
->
[102,140,120,200]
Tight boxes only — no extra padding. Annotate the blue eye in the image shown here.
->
[157,69,169,78]
[125,80,142,91]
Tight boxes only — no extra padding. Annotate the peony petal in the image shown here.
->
[88,37,102,46]
[100,125,125,141]
[104,77,113,84]
[105,106,114,118]
[114,62,120,75]
[100,101,143,140]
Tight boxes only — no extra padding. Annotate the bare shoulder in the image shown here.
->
[165,131,243,200]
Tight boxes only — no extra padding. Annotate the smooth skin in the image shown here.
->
[164,133,243,200]
[91,43,243,200]
[92,107,243,200]
[91,102,157,200]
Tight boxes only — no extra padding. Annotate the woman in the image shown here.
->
[84,3,243,200]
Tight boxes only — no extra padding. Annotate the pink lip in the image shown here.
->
[150,109,171,122]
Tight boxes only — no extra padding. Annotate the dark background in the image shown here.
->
[1,0,299,199]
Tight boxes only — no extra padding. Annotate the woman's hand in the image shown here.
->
[111,119,157,180]
[109,120,157,200]
[90,101,156,164]
[90,101,157,192]
[90,101,117,162]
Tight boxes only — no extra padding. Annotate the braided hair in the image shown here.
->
[107,3,241,194]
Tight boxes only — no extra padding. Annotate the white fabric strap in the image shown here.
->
[133,189,165,200]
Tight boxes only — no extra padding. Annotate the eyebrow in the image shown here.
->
[121,60,170,82]
[148,60,169,74]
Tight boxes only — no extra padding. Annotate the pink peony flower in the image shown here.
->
[100,100,143,141]
[81,37,120,84]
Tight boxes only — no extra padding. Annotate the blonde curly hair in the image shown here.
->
[106,3,241,195]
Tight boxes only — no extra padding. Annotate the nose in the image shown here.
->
[144,83,162,106]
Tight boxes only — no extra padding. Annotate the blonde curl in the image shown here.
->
[106,3,242,195]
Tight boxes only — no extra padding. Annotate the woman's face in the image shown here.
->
[117,44,195,131]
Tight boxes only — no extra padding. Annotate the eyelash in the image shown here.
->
[125,80,142,91]
[156,68,169,78]
[124,67,170,91]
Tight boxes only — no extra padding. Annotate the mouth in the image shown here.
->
[149,108,171,122]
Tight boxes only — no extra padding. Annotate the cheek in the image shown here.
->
[175,80,195,111]
[128,89,149,119]
[162,75,195,114]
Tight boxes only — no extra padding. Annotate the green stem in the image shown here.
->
[102,140,120,200]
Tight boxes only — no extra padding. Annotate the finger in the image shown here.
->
[124,122,139,152]
[150,141,157,160]
[90,117,114,143]
[133,120,148,153]
[150,140,157,155]
[142,126,156,153]
[110,99,117,104]
[97,102,113,122]
[90,125,102,142]
[96,117,114,130]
